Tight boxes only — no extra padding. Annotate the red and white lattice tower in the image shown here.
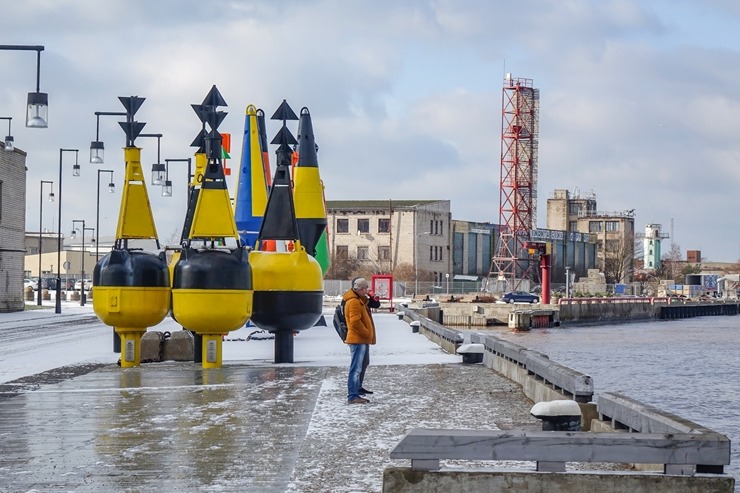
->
[488,75,539,292]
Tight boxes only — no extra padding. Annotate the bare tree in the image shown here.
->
[603,232,635,284]
[161,228,182,247]
[326,254,364,281]
[659,243,683,281]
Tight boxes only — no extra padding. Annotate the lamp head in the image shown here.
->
[151,162,166,185]
[26,92,48,128]
[162,180,172,197]
[90,141,104,164]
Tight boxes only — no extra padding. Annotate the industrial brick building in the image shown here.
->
[0,142,27,311]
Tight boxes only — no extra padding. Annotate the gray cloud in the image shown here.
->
[3,0,739,261]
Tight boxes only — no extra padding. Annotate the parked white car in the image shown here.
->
[24,278,38,291]
[74,279,93,291]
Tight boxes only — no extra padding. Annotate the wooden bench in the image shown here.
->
[390,428,731,475]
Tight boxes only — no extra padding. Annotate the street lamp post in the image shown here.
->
[90,111,126,163]
[138,133,165,185]
[414,231,430,297]
[95,170,115,262]
[0,45,48,127]
[71,220,94,306]
[37,180,54,305]
[0,117,14,150]
[163,158,193,206]
[56,148,79,314]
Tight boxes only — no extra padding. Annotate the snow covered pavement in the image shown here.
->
[0,304,538,492]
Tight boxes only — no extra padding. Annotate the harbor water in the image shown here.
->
[493,316,740,485]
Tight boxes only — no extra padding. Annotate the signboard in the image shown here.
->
[62,260,71,272]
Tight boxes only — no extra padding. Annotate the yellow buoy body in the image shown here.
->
[93,286,171,328]
[249,247,323,333]
[93,249,171,368]
[171,248,252,335]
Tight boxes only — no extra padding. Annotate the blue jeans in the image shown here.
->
[347,344,368,401]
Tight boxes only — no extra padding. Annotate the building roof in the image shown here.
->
[326,199,441,210]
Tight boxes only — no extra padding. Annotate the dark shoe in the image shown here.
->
[360,387,374,395]
[348,397,369,404]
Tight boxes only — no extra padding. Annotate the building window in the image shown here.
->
[336,218,349,233]
[357,246,369,260]
[606,221,620,232]
[589,221,602,233]
[378,245,390,260]
[336,245,348,260]
[568,202,580,215]
[568,221,577,231]
[357,218,369,234]
[378,218,390,233]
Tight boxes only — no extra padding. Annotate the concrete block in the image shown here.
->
[141,331,166,362]
[162,330,194,362]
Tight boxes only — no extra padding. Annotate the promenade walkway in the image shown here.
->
[0,304,539,492]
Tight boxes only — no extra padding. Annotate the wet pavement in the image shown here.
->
[0,309,539,492]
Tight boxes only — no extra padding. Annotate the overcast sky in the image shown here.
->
[2,0,739,262]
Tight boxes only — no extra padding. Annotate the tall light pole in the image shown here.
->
[95,169,115,262]
[414,231,430,297]
[138,133,165,185]
[163,158,193,207]
[89,111,126,163]
[71,220,94,306]
[37,180,54,305]
[0,117,14,150]
[56,148,79,314]
[90,110,127,353]
[0,45,48,127]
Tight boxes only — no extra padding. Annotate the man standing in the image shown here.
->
[343,277,376,404]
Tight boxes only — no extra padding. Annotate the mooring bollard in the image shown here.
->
[409,320,420,333]
[456,343,484,364]
[397,311,405,320]
[530,400,582,431]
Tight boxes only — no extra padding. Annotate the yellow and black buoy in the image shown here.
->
[94,249,170,367]
[92,96,171,367]
[172,247,251,368]
[170,86,253,369]
[249,100,323,363]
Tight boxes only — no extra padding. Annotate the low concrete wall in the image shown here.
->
[559,300,658,323]
[391,307,734,492]
[383,468,733,493]
[400,308,463,355]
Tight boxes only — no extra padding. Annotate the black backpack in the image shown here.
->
[333,300,348,342]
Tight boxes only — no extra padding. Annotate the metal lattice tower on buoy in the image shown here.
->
[488,75,540,292]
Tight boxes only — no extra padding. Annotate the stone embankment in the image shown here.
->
[417,297,740,327]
